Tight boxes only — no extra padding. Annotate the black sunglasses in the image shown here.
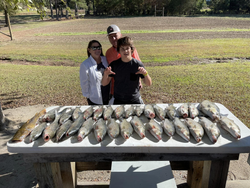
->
[91,46,102,51]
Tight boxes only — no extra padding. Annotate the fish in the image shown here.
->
[43,110,62,142]
[177,103,189,118]
[188,103,199,119]
[199,100,221,121]
[199,117,220,144]
[219,117,241,139]
[185,118,204,143]
[144,104,155,119]
[59,107,74,125]
[135,105,144,116]
[125,105,135,118]
[72,107,82,121]
[162,119,175,137]
[130,116,145,138]
[11,108,46,142]
[107,118,120,139]
[165,104,176,120]
[147,119,163,141]
[40,106,60,122]
[56,120,73,142]
[83,106,94,120]
[173,117,190,142]
[29,122,48,142]
[93,106,104,121]
[153,104,166,120]
[114,105,125,119]
[94,118,107,142]
[103,106,114,120]
[77,118,95,142]
[66,113,85,137]
[120,119,133,140]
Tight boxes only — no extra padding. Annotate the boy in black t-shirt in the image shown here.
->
[102,36,152,104]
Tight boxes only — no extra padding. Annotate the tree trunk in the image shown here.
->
[56,0,59,20]
[75,2,78,19]
[50,0,54,19]
[4,10,13,40]
[66,0,69,19]
[0,102,6,131]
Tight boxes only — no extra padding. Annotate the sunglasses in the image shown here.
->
[91,46,102,51]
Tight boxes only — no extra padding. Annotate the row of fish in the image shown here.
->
[11,100,241,143]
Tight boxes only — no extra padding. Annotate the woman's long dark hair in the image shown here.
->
[87,40,104,57]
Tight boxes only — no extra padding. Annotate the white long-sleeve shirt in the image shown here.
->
[79,55,109,104]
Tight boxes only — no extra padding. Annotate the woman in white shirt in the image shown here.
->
[80,40,110,105]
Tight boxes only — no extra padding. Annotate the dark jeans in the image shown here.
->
[87,98,109,105]
[114,97,144,105]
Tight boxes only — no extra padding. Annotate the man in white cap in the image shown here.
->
[105,24,141,96]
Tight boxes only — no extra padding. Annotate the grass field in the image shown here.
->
[0,15,250,127]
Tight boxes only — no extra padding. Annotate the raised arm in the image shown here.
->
[136,67,152,86]
[102,66,115,86]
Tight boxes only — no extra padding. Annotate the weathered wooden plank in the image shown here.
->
[34,162,63,188]
[60,162,76,188]
[24,153,239,163]
[76,162,112,171]
[187,161,204,188]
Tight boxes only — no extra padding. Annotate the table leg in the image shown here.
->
[34,162,76,188]
[187,161,204,188]
[202,160,230,188]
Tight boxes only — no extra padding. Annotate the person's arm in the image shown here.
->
[79,63,90,98]
[136,67,152,86]
[102,66,115,86]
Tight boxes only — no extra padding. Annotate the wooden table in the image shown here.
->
[7,103,250,188]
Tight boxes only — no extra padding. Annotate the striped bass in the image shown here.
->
[199,117,220,144]
[59,107,74,125]
[103,106,114,120]
[11,108,46,142]
[77,118,95,142]
[120,119,133,140]
[72,107,82,121]
[144,104,155,119]
[83,106,94,120]
[40,106,60,122]
[173,117,190,142]
[130,116,145,138]
[153,104,166,120]
[56,120,73,142]
[199,100,221,121]
[29,122,48,142]
[165,104,176,120]
[188,103,199,119]
[114,105,125,119]
[147,119,163,141]
[185,118,204,143]
[219,117,241,139]
[162,119,175,137]
[66,113,84,137]
[94,118,107,142]
[107,118,120,139]
[135,105,144,116]
[177,103,189,118]
[93,106,104,121]
[125,105,135,119]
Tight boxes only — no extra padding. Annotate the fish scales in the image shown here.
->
[130,116,146,138]
[29,122,48,142]
[185,118,204,143]
[103,106,114,120]
[94,118,107,142]
[188,103,199,119]
[56,120,73,142]
[43,111,62,142]
[66,113,85,137]
[78,118,95,141]
[165,104,176,120]
[162,119,175,137]
[107,118,120,139]
[83,106,94,120]
[219,117,241,139]
[93,106,104,121]
[125,105,135,119]
[199,117,220,144]
[147,119,163,141]
[120,119,133,140]
[173,117,190,142]
[154,105,166,120]
[11,108,46,142]
[144,104,155,119]
[41,106,60,122]
[114,105,125,119]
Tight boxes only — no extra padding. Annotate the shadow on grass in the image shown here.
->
[0,92,31,110]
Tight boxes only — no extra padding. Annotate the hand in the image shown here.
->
[104,66,115,77]
[135,67,147,75]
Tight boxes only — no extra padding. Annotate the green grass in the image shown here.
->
[0,62,249,127]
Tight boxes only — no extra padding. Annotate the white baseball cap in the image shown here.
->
[107,24,121,35]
